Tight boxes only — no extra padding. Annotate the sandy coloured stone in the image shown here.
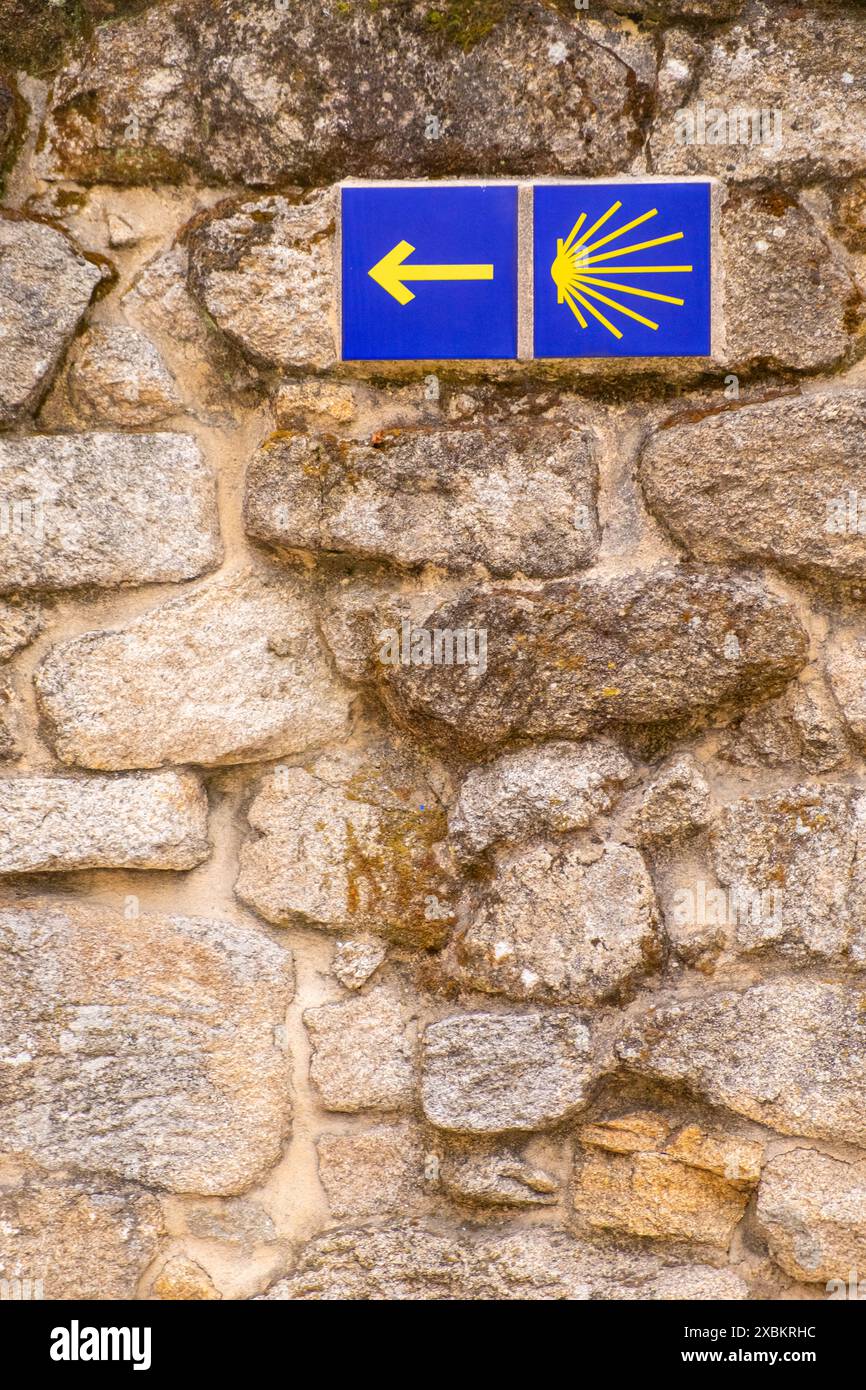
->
[617,979,866,1148]
[448,740,633,861]
[0,598,42,661]
[0,900,293,1193]
[331,939,386,992]
[304,992,415,1114]
[641,393,866,582]
[421,1011,596,1135]
[449,842,661,1005]
[244,425,599,579]
[37,0,648,186]
[35,571,351,769]
[187,192,337,372]
[373,567,808,756]
[263,1220,748,1301]
[0,214,101,425]
[183,1198,277,1252]
[0,432,221,594]
[710,784,866,964]
[150,1255,221,1300]
[317,1123,424,1220]
[67,325,182,426]
[0,770,209,874]
[573,1113,759,1249]
[825,635,866,753]
[0,1168,164,1301]
[629,756,711,847]
[437,1143,558,1208]
[235,744,454,948]
[756,1150,866,1285]
[650,2,866,184]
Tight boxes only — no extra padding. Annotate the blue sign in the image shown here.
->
[341,184,518,361]
[533,182,712,359]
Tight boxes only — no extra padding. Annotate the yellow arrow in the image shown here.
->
[368,239,494,305]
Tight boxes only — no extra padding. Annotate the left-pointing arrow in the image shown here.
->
[368,239,495,305]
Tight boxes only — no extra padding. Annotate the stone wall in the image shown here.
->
[1,0,865,1301]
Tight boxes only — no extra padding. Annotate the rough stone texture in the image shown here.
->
[374,568,808,755]
[448,740,633,861]
[305,992,415,1114]
[0,432,221,593]
[826,635,866,753]
[67,325,182,426]
[35,572,351,769]
[421,1011,596,1134]
[0,598,42,661]
[607,0,743,15]
[0,214,101,425]
[0,900,293,1193]
[641,394,866,582]
[573,1113,759,1249]
[264,1221,748,1301]
[628,756,711,846]
[235,744,454,948]
[650,2,866,184]
[710,783,866,965]
[436,1144,558,1208]
[720,193,860,375]
[37,0,649,186]
[0,1168,164,1301]
[317,1123,424,1220]
[150,1255,221,1300]
[331,938,386,992]
[617,980,866,1149]
[0,770,209,874]
[449,842,662,1005]
[756,1150,866,1285]
[244,425,599,579]
[187,192,337,372]
[718,681,848,774]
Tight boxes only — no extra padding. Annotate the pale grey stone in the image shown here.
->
[421,1011,596,1134]
[826,634,866,752]
[0,432,221,593]
[629,755,711,846]
[304,992,415,1114]
[437,1143,558,1208]
[0,771,210,874]
[331,939,386,992]
[0,598,42,661]
[756,1149,866,1285]
[0,214,100,425]
[67,325,182,426]
[0,900,294,1193]
[244,425,599,579]
[35,571,351,769]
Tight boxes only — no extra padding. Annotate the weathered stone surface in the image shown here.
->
[448,740,633,861]
[187,192,337,372]
[0,900,293,1193]
[756,1149,866,1285]
[38,0,648,186]
[629,756,711,847]
[710,784,866,964]
[150,1254,221,1300]
[0,432,220,594]
[0,770,209,874]
[317,1123,423,1219]
[305,992,414,1114]
[421,1011,595,1134]
[437,1143,558,1208]
[35,572,351,769]
[0,71,19,172]
[608,0,743,15]
[245,425,599,579]
[573,1113,759,1249]
[721,193,859,374]
[263,1220,748,1301]
[331,938,386,992]
[0,214,100,425]
[374,568,808,756]
[450,842,661,1005]
[641,394,866,582]
[826,635,866,753]
[617,980,866,1148]
[718,681,848,774]
[650,3,866,183]
[0,598,42,661]
[183,1197,277,1251]
[236,744,453,948]
[0,1168,164,1300]
[67,325,181,426]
